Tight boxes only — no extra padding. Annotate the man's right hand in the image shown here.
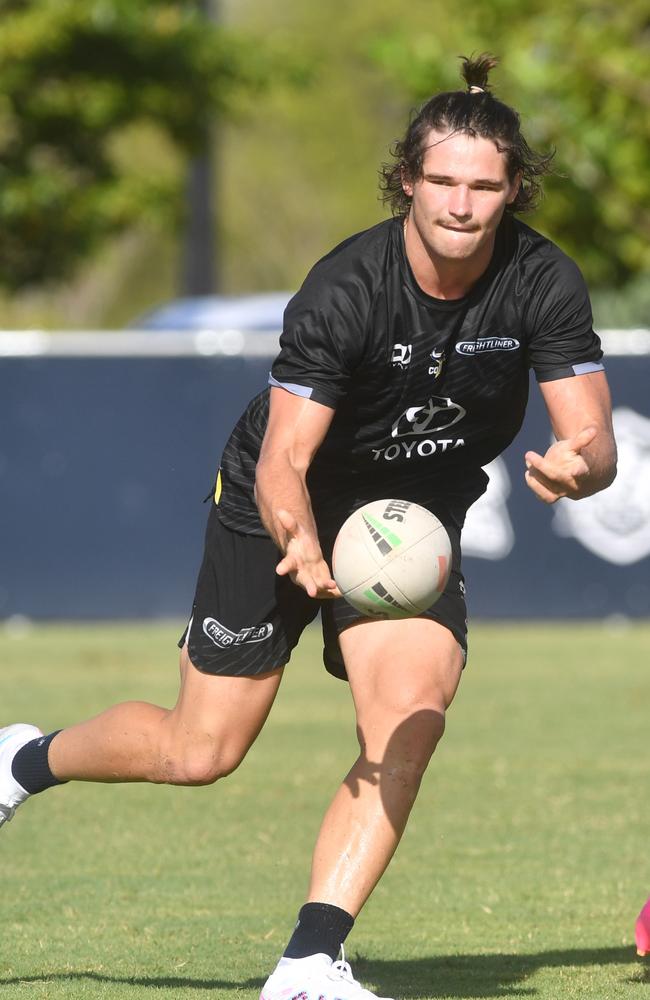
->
[274,509,341,599]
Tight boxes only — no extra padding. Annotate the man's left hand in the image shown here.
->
[524,426,597,504]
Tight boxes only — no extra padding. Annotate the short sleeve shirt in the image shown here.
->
[217,216,603,537]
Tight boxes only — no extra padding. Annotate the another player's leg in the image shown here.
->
[261,616,463,1000]
[636,896,650,957]
[0,646,283,827]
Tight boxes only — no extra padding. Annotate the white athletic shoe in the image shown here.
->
[260,947,395,1000]
[0,723,43,827]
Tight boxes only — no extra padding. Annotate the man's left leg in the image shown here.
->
[307,616,463,913]
[261,616,463,1000]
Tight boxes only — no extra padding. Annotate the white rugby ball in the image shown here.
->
[332,499,452,619]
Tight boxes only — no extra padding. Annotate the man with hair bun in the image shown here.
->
[0,55,616,999]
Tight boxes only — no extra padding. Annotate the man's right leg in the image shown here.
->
[0,647,283,826]
[47,645,283,785]
[2,509,316,818]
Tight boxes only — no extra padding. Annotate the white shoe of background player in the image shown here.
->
[260,947,395,1000]
[0,723,43,827]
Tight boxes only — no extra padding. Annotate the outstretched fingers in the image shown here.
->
[274,509,340,598]
[524,460,567,503]
[524,426,598,503]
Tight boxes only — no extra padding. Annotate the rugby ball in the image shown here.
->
[332,499,452,619]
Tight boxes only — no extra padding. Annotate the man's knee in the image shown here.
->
[395,708,446,774]
[163,735,247,786]
[357,703,447,777]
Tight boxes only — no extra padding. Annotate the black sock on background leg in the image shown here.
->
[283,902,355,961]
[11,731,68,793]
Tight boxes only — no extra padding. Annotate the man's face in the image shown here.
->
[402,129,520,264]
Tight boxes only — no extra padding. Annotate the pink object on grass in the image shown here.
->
[636,896,650,957]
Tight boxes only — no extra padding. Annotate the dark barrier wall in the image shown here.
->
[1,352,649,620]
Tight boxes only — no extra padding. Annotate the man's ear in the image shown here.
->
[507,171,522,205]
[401,165,414,199]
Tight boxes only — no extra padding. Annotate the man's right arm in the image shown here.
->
[254,386,341,599]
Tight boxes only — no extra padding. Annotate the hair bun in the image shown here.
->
[460,53,498,93]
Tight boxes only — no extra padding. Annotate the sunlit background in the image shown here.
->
[1,0,649,620]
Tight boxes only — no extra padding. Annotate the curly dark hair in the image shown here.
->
[380,54,554,216]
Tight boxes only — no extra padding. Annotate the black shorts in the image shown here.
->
[179,504,468,681]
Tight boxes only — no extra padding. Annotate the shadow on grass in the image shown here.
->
[357,946,643,997]
[0,946,644,996]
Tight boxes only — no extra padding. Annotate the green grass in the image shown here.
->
[1,621,649,1000]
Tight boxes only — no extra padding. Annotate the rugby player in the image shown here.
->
[0,54,617,1000]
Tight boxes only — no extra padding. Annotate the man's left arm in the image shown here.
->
[524,371,617,503]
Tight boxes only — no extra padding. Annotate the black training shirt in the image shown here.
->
[216,215,603,538]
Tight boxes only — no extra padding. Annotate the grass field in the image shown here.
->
[1,621,649,1000]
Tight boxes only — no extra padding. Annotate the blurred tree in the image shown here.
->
[0,0,302,290]
[219,0,649,299]
[369,0,650,287]
[217,0,409,296]
[2,0,646,324]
